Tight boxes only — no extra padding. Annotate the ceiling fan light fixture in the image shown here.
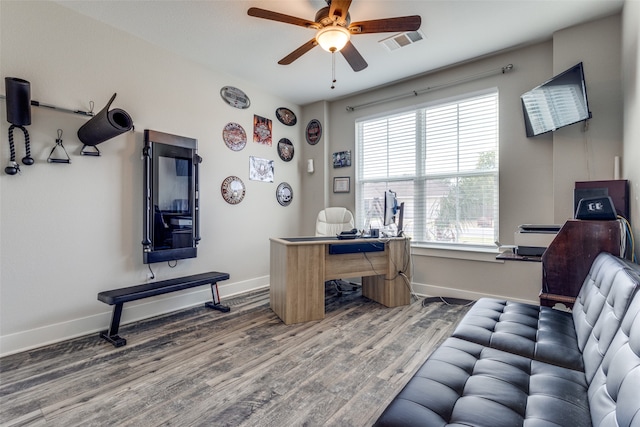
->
[316,25,350,52]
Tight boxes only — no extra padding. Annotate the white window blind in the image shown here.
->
[356,90,499,247]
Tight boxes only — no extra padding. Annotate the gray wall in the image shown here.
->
[318,14,623,303]
[622,1,640,257]
[552,14,624,221]
[299,101,330,235]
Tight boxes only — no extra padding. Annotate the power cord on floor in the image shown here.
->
[422,296,475,307]
[399,271,420,302]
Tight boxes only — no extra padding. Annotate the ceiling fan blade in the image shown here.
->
[248,7,319,29]
[329,0,352,25]
[278,39,318,65]
[340,40,368,72]
[349,15,422,34]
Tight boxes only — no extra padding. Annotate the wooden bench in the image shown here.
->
[97,271,230,347]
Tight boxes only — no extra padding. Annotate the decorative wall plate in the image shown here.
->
[222,122,247,151]
[305,119,322,145]
[275,108,297,126]
[277,138,294,162]
[221,176,246,204]
[220,86,250,109]
[276,182,293,206]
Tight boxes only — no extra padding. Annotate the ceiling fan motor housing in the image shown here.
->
[315,6,350,27]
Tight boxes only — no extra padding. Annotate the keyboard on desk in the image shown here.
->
[328,241,385,254]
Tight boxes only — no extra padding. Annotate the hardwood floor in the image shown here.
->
[0,289,470,426]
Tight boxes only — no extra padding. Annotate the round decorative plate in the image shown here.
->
[221,176,246,204]
[220,86,250,109]
[276,182,293,206]
[277,138,294,162]
[222,122,247,151]
[305,119,322,145]
[275,107,297,126]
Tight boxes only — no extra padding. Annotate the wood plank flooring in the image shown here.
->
[0,289,470,426]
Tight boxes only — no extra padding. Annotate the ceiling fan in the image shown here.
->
[247,0,422,73]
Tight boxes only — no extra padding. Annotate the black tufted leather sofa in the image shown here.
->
[374,252,640,427]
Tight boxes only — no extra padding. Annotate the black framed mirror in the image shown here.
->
[142,129,201,263]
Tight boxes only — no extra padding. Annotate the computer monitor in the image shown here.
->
[383,190,404,236]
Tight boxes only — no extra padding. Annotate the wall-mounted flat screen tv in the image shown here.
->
[521,62,592,137]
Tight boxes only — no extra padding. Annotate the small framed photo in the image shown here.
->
[333,150,351,168]
[333,176,350,193]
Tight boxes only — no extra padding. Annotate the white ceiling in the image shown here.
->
[55,0,624,106]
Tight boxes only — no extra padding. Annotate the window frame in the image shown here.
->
[355,88,500,249]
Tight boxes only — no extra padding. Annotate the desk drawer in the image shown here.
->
[325,250,388,280]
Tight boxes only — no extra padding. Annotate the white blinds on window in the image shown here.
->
[356,91,499,246]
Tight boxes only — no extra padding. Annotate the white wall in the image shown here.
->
[622,0,640,257]
[0,1,303,356]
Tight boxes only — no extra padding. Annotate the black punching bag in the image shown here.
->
[77,93,133,146]
[5,77,31,126]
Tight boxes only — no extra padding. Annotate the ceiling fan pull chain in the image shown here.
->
[331,50,337,89]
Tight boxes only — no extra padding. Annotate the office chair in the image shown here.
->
[315,207,359,297]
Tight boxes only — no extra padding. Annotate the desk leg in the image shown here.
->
[270,241,324,324]
[362,239,410,307]
[362,275,410,307]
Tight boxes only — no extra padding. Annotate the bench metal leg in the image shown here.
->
[100,303,127,347]
[100,280,228,347]
[205,282,230,313]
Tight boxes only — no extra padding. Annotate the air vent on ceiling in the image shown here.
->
[379,30,424,52]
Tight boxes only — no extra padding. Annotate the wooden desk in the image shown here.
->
[269,236,411,324]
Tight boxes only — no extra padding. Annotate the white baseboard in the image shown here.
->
[0,276,269,358]
[1,276,538,357]
[411,281,538,306]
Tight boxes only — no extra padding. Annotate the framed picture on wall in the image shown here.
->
[332,150,351,168]
[333,177,350,193]
[249,156,274,182]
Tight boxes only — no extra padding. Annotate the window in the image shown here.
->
[355,90,499,247]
